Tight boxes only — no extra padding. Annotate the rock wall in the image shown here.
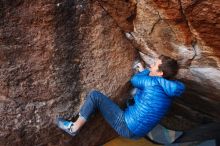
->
[0,0,219,146]
[0,0,136,145]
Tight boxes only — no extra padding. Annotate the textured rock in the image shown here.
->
[0,0,220,145]
[97,0,136,32]
[0,0,135,145]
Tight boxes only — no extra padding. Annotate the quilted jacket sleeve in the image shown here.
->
[130,69,150,89]
[157,77,185,97]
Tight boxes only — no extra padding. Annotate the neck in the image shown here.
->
[149,71,155,76]
[149,71,162,77]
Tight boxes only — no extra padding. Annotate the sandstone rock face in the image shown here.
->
[0,0,219,146]
[0,0,135,145]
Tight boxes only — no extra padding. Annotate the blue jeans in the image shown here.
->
[79,90,139,139]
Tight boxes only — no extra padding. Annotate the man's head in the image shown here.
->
[149,55,179,79]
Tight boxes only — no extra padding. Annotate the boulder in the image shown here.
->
[0,0,136,145]
[0,0,219,145]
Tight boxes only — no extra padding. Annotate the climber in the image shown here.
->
[56,55,185,139]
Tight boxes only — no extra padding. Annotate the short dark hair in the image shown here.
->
[158,55,179,79]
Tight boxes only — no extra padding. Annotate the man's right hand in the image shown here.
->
[135,63,144,72]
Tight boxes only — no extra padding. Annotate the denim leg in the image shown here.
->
[79,90,136,139]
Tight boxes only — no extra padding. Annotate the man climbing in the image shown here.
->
[56,55,185,139]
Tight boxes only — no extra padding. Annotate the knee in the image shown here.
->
[88,89,100,96]
[88,89,105,102]
[87,89,102,100]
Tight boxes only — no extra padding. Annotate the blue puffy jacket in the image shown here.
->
[124,69,185,137]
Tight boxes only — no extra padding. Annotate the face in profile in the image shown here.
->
[149,59,163,77]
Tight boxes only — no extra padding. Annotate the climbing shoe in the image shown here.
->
[56,117,77,136]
